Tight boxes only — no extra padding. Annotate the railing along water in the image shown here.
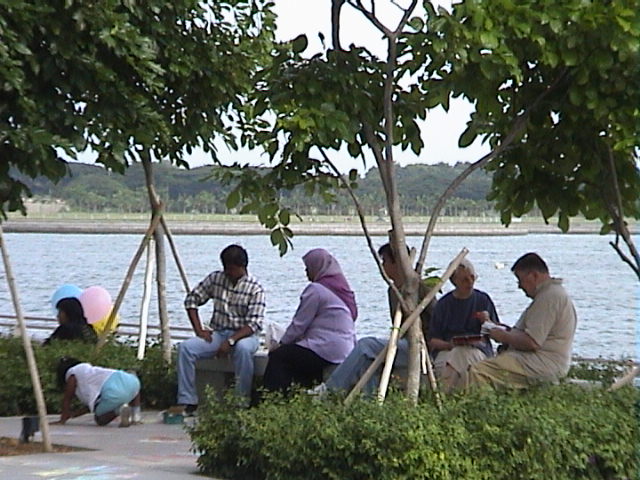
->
[0,314,193,342]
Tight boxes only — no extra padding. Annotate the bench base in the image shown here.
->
[195,351,340,400]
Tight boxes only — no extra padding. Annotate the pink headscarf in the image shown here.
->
[303,248,358,320]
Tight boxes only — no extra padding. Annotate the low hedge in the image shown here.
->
[0,336,176,416]
[190,385,639,480]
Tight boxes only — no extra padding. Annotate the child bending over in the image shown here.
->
[54,357,142,427]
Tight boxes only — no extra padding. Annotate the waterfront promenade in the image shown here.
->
[2,216,607,236]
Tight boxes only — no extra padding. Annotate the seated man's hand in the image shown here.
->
[480,322,507,335]
[197,329,213,343]
[216,338,233,357]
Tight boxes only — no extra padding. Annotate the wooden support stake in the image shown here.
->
[137,239,155,360]
[377,306,402,404]
[160,216,190,293]
[344,248,468,407]
[0,226,52,452]
[423,335,442,409]
[97,212,163,348]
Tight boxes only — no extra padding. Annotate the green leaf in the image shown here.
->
[291,34,308,54]
[264,216,277,229]
[480,32,498,49]
[500,209,512,227]
[226,189,240,209]
[557,212,569,232]
[458,124,478,148]
[568,88,582,106]
[408,16,424,31]
[537,196,556,220]
[347,142,361,157]
[267,141,279,159]
[562,48,579,66]
[600,223,613,235]
[278,209,290,225]
[270,228,283,246]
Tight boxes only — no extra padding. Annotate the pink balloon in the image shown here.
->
[79,286,113,325]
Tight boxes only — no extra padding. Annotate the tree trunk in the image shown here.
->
[141,154,171,363]
[154,223,171,363]
[405,311,422,403]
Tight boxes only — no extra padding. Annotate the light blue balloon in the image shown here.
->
[50,284,83,311]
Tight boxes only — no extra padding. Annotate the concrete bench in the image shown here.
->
[195,350,338,400]
[195,351,269,400]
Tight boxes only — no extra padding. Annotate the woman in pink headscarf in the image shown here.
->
[263,248,357,393]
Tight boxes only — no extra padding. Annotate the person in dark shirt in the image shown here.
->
[44,297,97,346]
[428,259,499,392]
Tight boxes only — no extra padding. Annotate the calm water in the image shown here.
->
[0,232,637,359]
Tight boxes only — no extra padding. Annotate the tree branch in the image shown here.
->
[392,0,418,35]
[609,239,640,279]
[361,122,390,195]
[416,68,570,273]
[348,0,393,37]
[349,0,420,403]
[415,146,505,273]
[605,147,640,280]
[318,148,411,312]
[331,0,345,51]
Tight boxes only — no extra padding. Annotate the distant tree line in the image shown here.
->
[20,162,497,217]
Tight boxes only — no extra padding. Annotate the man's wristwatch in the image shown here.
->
[227,337,236,347]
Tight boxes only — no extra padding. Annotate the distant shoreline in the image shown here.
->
[2,217,611,236]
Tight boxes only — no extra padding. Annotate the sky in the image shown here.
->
[79,0,489,174]
[207,0,489,174]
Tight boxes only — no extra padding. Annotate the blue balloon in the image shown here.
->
[50,284,83,311]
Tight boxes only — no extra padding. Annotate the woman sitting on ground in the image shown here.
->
[54,357,142,427]
[263,248,357,393]
[44,297,97,346]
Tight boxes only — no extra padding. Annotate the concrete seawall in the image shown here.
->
[2,218,607,236]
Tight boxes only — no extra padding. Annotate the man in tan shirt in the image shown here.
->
[463,252,577,389]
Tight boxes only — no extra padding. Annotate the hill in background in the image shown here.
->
[19,162,496,217]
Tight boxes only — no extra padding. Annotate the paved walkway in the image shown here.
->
[0,412,214,479]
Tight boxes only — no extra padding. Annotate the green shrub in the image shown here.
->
[568,360,628,384]
[0,335,176,416]
[190,386,639,480]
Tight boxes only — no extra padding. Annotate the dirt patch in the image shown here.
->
[0,437,85,456]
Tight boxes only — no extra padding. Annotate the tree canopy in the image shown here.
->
[219,0,639,269]
[419,0,640,232]
[0,0,275,218]
[419,0,640,275]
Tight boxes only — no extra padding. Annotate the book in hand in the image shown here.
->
[480,321,509,335]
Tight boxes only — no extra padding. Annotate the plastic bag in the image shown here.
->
[265,322,286,351]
